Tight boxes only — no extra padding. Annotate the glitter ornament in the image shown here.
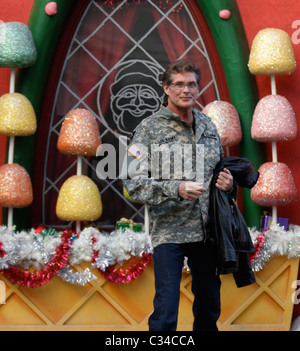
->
[0,163,33,208]
[248,28,296,76]
[202,100,242,147]
[56,175,102,221]
[0,22,37,68]
[57,108,101,156]
[0,93,37,136]
[251,162,297,206]
[45,2,58,16]
[219,9,231,20]
[251,95,297,142]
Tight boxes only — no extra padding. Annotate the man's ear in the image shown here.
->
[163,84,169,96]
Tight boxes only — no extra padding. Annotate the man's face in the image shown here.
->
[163,71,199,112]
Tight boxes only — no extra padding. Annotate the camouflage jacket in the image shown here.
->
[123,105,223,248]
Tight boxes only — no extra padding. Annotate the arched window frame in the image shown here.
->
[12,0,265,230]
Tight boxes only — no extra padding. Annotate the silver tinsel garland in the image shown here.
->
[57,266,97,286]
[249,224,300,271]
[1,224,299,286]
[0,225,152,286]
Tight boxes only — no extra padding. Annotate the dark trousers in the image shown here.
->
[148,241,221,331]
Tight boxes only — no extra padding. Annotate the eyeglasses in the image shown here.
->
[169,82,198,90]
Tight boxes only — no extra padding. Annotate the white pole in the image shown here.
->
[7,68,16,229]
[144,205,149,235]
[7,208,13,229]
[9,68,15,93]
[8,68,16,165]
[272,141,278,163]
[7,136,15,164]
[76,156,83,233]
[271,75,277,226]
[271,75,277,95]
[76,155,82,175]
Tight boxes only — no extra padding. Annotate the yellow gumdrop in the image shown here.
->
[248,28,296,76]
[56,175,102,221]
[0,93,37,136]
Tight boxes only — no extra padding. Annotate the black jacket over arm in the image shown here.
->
[209,157,259,287]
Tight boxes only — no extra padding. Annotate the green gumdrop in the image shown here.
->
[0,22,37,68]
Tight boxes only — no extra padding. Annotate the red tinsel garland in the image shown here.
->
[0,242,5,258]
[100,253,153,284]
[91,235,153,284]
[249,231,266,263]
[0,229,75,288]
[0,229,152,286]
[0,225,271,287]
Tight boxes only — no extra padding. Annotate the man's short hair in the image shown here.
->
[161,59,201,86]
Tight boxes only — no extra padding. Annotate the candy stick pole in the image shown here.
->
[75,156,83,233]
[7,136,15,164]
[270,75,278,162]
[9,68,15,93]
[270,74,278,226]
[7,68,16,229]
[75,220,80,234]
[270,74,278,160]
[8,68,15,164]
[144,205,149,235]
[271,74,277,95]
[76,155,82,175]
[271,142,278,162]
[7,208,13,229]
[272,206,277,227]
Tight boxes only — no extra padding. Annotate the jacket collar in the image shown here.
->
[194,109,209,142]
[159,105,209,142]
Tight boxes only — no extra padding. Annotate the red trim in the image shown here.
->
[185,0,230,102]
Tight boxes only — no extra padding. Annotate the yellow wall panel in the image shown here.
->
[0,257,298,331]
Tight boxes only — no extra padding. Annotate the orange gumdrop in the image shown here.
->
[0,163,33,208]
[57,108,101,156]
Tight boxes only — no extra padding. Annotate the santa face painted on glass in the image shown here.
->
[108,60,164,136]
[111,84,161,127]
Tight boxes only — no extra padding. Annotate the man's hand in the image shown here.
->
[178,181,206,201]
[216,168,233,192]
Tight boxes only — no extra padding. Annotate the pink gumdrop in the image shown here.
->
[251,162,297,206]
[251,95,297,142]
[202,100,242,147]
[45,2,57,16]
[219,9,231,20]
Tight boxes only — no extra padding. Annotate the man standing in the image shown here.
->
[123,60,233,331]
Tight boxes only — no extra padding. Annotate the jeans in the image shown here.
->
[148,241,221,331]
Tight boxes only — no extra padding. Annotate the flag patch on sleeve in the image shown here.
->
[128,144,144,159]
